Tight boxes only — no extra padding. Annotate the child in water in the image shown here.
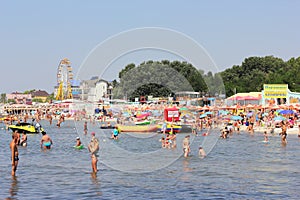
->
[263,131,268,142]
[198,147,206,158]
[76,137,82,147]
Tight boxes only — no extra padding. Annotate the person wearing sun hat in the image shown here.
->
[88,132,99,173]
[75,137,82,147]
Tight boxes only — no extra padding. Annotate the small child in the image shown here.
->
[76,137,82,146]
[264,131,268,142]
[161,137,165,148]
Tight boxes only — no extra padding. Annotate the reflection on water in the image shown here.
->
[0,120,300,199]
[8,176,18,199]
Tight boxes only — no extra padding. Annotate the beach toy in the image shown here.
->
[74,144,84,149]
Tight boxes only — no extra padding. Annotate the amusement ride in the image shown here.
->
[56,58,74,100]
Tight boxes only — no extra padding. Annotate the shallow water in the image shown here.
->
[1,120,300,199]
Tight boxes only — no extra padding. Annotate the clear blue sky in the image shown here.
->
[1,0,299,94]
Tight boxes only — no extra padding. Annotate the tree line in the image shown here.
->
[112,55,300,100]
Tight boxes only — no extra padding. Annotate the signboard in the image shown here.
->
[263,84,288,99]
[167,110,179,118]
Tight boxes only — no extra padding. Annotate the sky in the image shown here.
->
[1,0,300,94]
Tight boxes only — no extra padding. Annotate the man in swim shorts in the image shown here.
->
[182,135,190,157]
[280,121,287,144]
[40,132,53,149]
[88,132,99,173]
[10,132,19,176]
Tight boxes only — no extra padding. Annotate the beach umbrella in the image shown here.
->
[279,110,294,115]
[246,112,253,117]
[199,113,207,118]
[273,116,286,121]
[179,107,188,111]
[205,111,213,115]
[262,113,268,117]
[219,110,229,115]
[231,115,243,121]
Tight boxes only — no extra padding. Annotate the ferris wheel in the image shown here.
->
[56,58,74,100]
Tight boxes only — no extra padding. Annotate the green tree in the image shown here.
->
[0,93,6,103]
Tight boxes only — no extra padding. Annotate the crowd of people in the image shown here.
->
[4,104,300,177]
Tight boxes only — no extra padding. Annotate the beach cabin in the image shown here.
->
[164,107,180,122]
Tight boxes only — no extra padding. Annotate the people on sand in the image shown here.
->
[198,147,206,158]
[40,132,53,149]
[111,126,119,140]
[182,135,191,157]
[88,132,99,173]
[75,137,82,147]
[20,131,27,147]
[10,132,19,176]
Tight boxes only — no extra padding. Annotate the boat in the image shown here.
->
[157,124,182,133]
[8,123,45,134]
[100,125,114,129]
[117,124,158,132]
[135,120,151,125]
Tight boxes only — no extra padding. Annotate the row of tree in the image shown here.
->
[112,56,300,100]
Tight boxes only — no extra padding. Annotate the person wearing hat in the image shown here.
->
[88,132,99,173]
[75,137,82,147]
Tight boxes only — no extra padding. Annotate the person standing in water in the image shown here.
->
[263,131,269,142]
[198,147,206,158]
[182,135,191,157]
[40,132,53,149]
[280,121,287,144]
[84,121,88,135]
[20,131,27,147]
[10,132,19,176]
[88,132,99,173]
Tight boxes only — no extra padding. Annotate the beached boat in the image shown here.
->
[157,124,182,133]
[117,124,158,132]
[8,123,45,134]
[135,120,151,125]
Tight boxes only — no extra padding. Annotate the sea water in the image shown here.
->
[0,120,300,199]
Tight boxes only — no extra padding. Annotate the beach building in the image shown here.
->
[6,92,32,104]
[225,92,262,106]
[225,84,300,106]
[79,76,110,102]
[31,90,49,102]
[175,91,216,106]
